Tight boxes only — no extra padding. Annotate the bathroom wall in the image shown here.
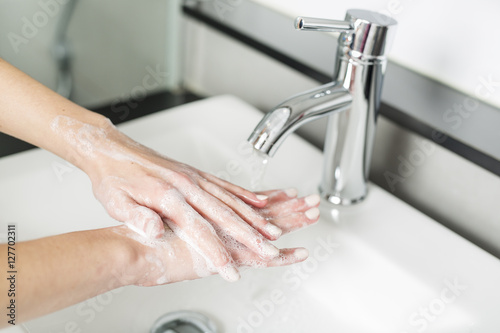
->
[0,1,57,87]
[181,17,500,258]
[253,0,500,109]
[0,0,181,107]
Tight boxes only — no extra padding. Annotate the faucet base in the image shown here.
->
[320,190,366,206]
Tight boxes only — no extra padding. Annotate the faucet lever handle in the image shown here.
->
[295,17,352,32]
[295,10,397,58]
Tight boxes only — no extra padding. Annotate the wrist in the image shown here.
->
[49,111,116,172]
[104,226,150,287]
[97,226,145,289]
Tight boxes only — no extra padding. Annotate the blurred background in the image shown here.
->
[0,0,182,106]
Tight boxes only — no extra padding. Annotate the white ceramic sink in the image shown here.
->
[1,95,499,332]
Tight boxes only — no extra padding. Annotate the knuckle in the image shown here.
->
[172,171,196,186]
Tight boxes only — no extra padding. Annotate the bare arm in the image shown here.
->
[0,58,106,164]
[0,228,135,326]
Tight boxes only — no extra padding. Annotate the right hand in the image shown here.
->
[117,189,320,286]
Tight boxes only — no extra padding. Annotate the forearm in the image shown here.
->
[0,58,109,168]
[0,227,136,326]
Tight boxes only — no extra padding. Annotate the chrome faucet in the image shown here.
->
[248,9,397,205]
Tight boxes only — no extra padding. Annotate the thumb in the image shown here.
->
[106,194,165,238]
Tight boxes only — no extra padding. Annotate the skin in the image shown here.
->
[0,189,319,325]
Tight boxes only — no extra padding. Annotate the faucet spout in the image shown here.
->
[248,82,352,157]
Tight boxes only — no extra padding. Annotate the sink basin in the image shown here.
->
[1,95,499,332]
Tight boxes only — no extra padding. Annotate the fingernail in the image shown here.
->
[220,264,240,282]
[264,223,282,238]
[305,194,321,207]
[284,188,298,198]
[305,207,320,220]
[294,248,309,261]
[146,221,164,239]
[262,242,280,258]
[256,194,268,201]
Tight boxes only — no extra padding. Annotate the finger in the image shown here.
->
[234,248,309,268]
[172,180,280,260]
[105,192,165,239]
[266,209,320,234]
[266,248,309,267]
[125,205,166,239]
[200,171,268,208]
[260,194,321,217]
[199,179,282,240]
[256,188,299,204]
[159,188,240,282]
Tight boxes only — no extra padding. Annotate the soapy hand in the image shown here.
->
[61,117,318,281]
[116,189,320,286]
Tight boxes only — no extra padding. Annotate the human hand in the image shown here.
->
[254,188,321,235]
[117,188,320,286]
[60,117,319,281]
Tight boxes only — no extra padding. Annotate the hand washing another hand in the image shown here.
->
[65,117,319,284]
[51,115,321,282]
